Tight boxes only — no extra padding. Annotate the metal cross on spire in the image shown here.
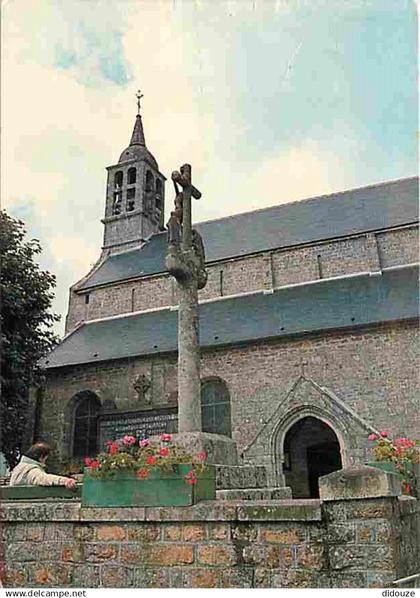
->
[136,89,144,115]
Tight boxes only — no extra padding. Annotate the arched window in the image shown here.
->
[145,170,154,193]
[201,378,232,437]
[127,167,136,185]
[156,179,163,210]
[72,392,101,458]
[114,171,123,189]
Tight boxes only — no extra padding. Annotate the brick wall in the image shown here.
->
[39,321,419,471]
[1,495,418,588]
[377,227,419,268]
[65,226,418,333]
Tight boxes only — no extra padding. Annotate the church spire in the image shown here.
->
[103,89,166,254]
[129,90,146,146]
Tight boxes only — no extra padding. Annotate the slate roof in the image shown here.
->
[45,266,419,369]
[77,177,419,291]
[117,113,159,169]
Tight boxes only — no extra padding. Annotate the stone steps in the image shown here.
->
[216,487,292,501]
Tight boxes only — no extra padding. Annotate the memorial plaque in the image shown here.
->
[98,407,178,449]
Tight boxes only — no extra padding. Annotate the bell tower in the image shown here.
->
[102,91,166,254]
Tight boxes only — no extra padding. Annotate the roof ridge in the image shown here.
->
[193,175,419,228]
[117,175,418,249]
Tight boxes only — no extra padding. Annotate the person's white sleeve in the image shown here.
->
[26,468,67,486]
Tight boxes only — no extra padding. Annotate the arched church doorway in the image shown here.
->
[283,416,342,498]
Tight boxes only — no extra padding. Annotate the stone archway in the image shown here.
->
[241,376,379,487]
[282,416,342,498]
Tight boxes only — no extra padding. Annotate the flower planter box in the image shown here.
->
[81,464,215,507]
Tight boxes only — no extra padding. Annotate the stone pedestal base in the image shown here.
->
[215,464,267,489]
[152,432,292,497]
[161,432,239,466]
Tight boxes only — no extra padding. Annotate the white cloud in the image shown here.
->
[1,0,378,336]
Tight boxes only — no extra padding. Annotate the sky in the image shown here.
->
[1,0,418,336]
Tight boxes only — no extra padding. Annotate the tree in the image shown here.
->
[0,210,59,467]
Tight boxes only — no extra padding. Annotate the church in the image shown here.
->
[34,105,419,498]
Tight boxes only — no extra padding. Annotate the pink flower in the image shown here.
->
[159,447,169,457]
[197,451,208,461]
[368,433,378,441]
[85,457,92,466]
[122,435,137,446]
[146,455,157,465]
[160,433,172,442]
[139,439,150,448]
[379,431,388,438]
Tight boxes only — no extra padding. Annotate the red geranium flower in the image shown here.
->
[146,455,157,465]
[137,468,149,480]
[89,459,100,469]
[402,482,412,495]
[368,433,378,441]
[197,451,208,461]
[108,441,119,455]
[85,457,92,466]
[379,431,388,438]
[159,447,169,457]
[185,469,197,485]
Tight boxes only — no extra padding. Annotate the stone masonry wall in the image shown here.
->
[39,321,419,466]
[1,496,418,588]
[65,226,418,333]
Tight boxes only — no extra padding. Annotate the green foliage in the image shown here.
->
[368,433,420,496]
[0,210,59,467]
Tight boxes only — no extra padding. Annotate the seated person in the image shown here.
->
[9,442,76,489]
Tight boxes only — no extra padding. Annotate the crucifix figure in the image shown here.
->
[136,89,144,115]
[165,164,207,433]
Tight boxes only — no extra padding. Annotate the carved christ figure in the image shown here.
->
[167,181,184,247]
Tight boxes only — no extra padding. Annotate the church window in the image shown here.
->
[114,171,123,189]
[127,167,136,185]
[85,294,90,305]
[201,378,232,437]
[156,179,163,209]
[72,393,101,458]
[126,188,136,212]
[145,170,154,193]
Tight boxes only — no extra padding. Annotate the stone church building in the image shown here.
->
[34,109,419,498]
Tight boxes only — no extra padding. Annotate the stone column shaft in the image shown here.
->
[177,277,202,432]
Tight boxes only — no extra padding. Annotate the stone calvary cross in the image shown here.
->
[165,164,207,434]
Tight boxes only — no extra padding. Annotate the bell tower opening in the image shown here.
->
[283,416,342,498]
[102,90,166,255]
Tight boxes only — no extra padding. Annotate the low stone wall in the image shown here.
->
[1,493,419,588]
